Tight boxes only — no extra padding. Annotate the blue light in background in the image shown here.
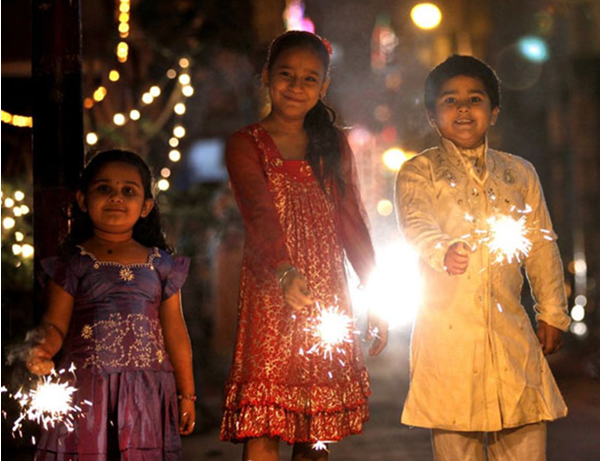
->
[518,36,549,62]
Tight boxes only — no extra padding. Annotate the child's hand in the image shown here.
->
[366,311,388,356]
[179,398,196,435]
[281,270,314,311]
[444,242,471,276]
[537,320,564,355]
[26,346,55,375]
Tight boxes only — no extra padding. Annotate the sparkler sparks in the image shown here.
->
[484,214,532,264]
[312,440,334,451]
[304,304,356,361]
[10,366,90,435]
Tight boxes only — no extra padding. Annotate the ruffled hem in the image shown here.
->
[220,368,371,443]
[34,447,182,461]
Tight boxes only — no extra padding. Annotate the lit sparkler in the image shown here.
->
[484,213,532,264]
[304,303,356,361]
[11,366,89,434]
[312,440,335,451]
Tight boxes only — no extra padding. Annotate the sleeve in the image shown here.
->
[224,131,290,270]
[161,255,190,301]
[39,253,81,297]
[335,132,376,285]
[394,155,457,272]
[522,161,570,331]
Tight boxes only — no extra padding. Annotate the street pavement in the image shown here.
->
[183,332,600,461]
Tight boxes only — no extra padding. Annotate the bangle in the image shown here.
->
[41,322,65,341]
[278,266,298,286]
[178,393,197,402]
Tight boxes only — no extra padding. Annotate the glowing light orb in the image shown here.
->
[108,70,120,82]
[570,304,585,322]
[169,150,181,162]
[182,86,194,97]
[382,147,408,171]
[570,321,587,337]
[129,110,141,121]
[86,132,98,145]
[157,179,170,191]
[149,86,161,97]
[173,125,186,138]
[351,242,422,329]
[178,74,191,86]
[174,103,186,115]
[4,197,15,207]
[518,36,549,63]
[14,191,25,201]
[376,199,394,216]
[411,3,442,30]
[113,113,126,126]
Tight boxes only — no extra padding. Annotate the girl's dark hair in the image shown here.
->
[64,149,173,253]
[424,54,501,113]
[266,31,343,193]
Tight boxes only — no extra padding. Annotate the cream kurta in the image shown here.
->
[395,137,570,432]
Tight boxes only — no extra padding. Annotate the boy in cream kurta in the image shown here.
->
[395,55,570,461]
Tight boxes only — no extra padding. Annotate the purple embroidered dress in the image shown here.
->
[34,245,189,461]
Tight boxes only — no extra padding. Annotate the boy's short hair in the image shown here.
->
[424,55,501,112]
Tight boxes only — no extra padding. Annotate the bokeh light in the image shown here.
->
[377,199,394,216]
[518,36,549,62]
[410,3,442,30]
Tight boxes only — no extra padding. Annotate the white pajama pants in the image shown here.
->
[431,422,547,461]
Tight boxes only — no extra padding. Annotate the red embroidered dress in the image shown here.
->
[220,124,375,444]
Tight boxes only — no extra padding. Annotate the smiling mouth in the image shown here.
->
[455,119,474,125]
[104,208,126,212]
[282,94,306,103]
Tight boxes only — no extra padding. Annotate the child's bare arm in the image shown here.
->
[27,280,75,375]
[159,292,196,435]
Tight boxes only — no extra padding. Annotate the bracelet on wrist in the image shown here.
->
[177,393,197,402]
[278,266,298,286]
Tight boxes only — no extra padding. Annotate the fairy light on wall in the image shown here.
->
[1,189,34,264]
[1,110,33,128]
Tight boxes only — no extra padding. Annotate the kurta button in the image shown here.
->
[449,324,453,330]
[473,369,478,374]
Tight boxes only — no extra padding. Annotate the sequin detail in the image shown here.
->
[80,313,167,370]
[119,267,135,282]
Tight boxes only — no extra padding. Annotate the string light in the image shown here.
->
[182,86,194,97]
[86,133,98,145]
[174,103,186,115]
[173,126,186,138]
[141,93,154,104]
[116,42,128,63]
[108,70,120,82]
[178,74,191,85]
[179,58,190,68]
[166,69,177,79]
[161,168,171,178]
[15,231,24,242]
[3,217,16,230]
[168,150,181,162]
[1,110,33,128]
[169,138,179,147]
[157,179,170,191]
[4,198,15,208]
[14,191,25,201]
[20,205,30,215]
[129,109,140,120]
[149,86,161,97]
[113,113,126,126]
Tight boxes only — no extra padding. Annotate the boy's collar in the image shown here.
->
[440,136,489,185]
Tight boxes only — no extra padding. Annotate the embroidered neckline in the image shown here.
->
[76,245,161,269]
[253,124,309,163]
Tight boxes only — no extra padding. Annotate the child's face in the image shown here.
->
[263,46,329,121]
[76,162,154,237]
[428,75,499,149]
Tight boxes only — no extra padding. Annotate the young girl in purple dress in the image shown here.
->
[26,150,195,461]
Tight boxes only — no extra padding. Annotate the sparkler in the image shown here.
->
[312,440,335,451]
[11,366,90,435]
[485,213,532,264]
[304,303,356,362]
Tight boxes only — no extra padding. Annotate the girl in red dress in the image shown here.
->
[220,31,388,461]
